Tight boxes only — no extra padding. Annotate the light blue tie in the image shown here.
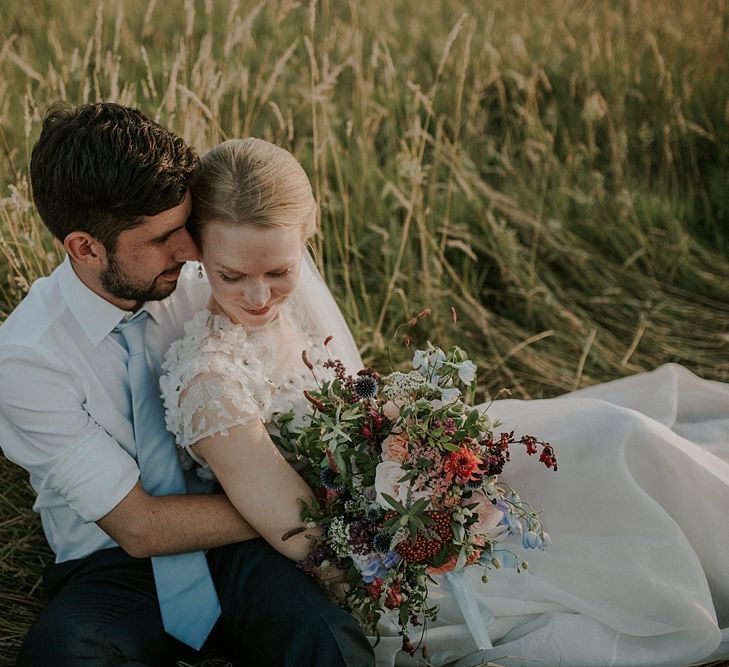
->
[117,312,221,650]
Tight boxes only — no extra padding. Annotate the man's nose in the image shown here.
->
[172,228,199,262]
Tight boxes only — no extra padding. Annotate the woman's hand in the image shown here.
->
[314,562,347,584]
[314,563,349,602]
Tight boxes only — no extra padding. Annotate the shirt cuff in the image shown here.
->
[43,431,140,523]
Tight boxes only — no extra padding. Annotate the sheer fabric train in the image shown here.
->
[374,364,729,666]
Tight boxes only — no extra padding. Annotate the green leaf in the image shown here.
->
[455,546,468,571]
[433,541,450,563]
[399,605,409,628]
[410,497,430,514]
[397,470,416,483]
[333,448,347,474]
[381,493,407,514]
[408,521,418,544]
[410,516,425,531]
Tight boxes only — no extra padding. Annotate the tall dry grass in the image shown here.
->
[2,0,727,396]
[0,1,728,665]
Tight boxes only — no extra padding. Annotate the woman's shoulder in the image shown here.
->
[161,309,267,394]
[163,309,247,365]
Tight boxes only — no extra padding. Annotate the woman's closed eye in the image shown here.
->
[218,269,291,282]
[219,273,241,282]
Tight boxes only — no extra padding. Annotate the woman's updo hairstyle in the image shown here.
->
[188,138,318,247]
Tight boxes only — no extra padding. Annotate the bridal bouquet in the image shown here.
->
[275,319,557,650]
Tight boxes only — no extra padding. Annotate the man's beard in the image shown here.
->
[100,251,180,303]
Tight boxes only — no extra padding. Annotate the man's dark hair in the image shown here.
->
[30,102,200,251]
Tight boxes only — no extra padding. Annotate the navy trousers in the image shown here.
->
[17,539,374,667]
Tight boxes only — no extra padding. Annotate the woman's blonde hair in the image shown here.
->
[188,138,318,246]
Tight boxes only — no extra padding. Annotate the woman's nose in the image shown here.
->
[244,281,270,308]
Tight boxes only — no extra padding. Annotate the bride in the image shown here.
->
[160,137,729,667]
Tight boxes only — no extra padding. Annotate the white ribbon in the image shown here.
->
[444,569,493,650]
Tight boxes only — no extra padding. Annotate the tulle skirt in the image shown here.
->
[371,364,729,667]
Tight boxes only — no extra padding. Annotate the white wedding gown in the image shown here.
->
[161,258,729,667]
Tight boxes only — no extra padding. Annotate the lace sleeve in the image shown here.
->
[160,314,273,461]
[173,369,262,455]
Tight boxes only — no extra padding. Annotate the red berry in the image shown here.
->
[384,511,454,563]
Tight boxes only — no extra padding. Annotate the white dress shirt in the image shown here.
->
[0,257,210,562]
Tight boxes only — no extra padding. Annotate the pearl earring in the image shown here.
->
[197,263,203,279]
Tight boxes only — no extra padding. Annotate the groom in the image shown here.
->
[0,102,374,667]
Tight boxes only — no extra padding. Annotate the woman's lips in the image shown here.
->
[243,305,271,316]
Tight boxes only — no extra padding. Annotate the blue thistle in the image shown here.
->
[372,531,393,554]
[366,504,383,521]
[354,375,378,400]
[320,467,345,492]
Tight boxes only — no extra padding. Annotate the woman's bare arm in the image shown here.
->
[190,419,320,561]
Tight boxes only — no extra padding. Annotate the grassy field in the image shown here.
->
[0,0,728,664]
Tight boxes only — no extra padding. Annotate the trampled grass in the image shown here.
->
[0,1,727,665]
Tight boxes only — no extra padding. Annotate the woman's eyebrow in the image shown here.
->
[216,262,294,273]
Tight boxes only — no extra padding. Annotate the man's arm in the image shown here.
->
[97,481,258,558]
[0,348,257,559]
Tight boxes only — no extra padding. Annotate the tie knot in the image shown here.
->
[116,311,149,357]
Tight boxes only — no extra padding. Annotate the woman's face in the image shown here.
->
[200,221,305,331]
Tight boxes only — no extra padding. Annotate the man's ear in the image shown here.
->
[64,232,107,268]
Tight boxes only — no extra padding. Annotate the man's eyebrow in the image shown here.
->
[150,224,186,243]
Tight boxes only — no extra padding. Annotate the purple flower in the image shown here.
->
[383,551,402,568]
[353,554,388,583]
[499,511,523,535]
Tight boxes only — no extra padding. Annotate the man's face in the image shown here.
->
[99,193,198,309]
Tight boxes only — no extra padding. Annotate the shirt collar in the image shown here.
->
[58,256,161,346]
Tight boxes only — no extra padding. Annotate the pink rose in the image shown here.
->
[428,556,457,575]
[382,400,401,421]
[472,490,504,535]
[381,431,409,463]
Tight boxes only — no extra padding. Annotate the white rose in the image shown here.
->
[374,460,430,510]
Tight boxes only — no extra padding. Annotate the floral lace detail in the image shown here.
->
[160,296,329,477]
